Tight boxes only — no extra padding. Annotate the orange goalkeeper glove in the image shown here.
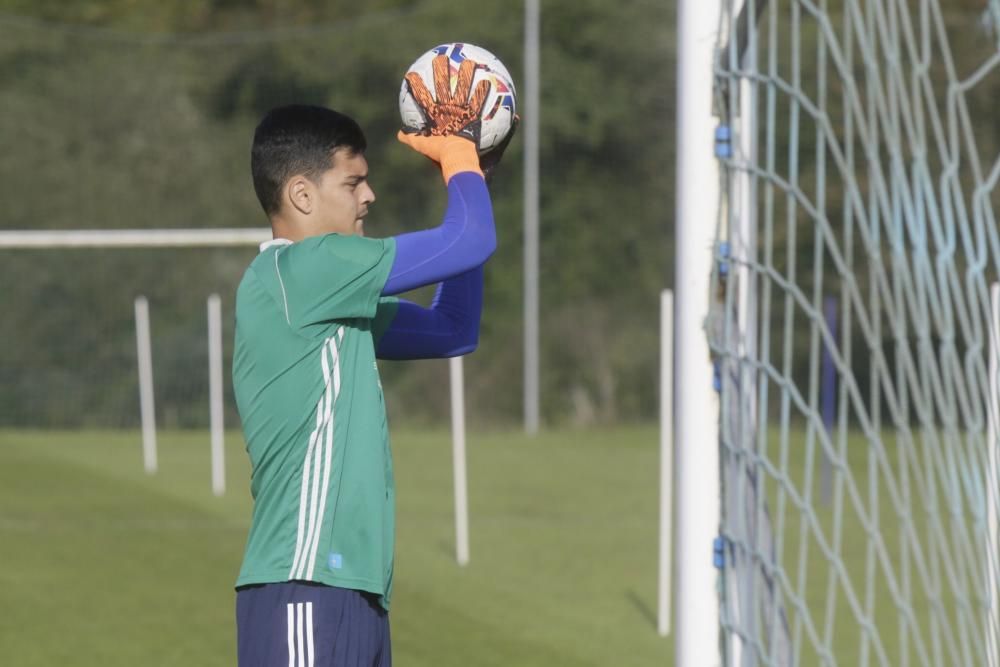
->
[400,54,496,184]
[397,131,482,184]
[404,54,491,143]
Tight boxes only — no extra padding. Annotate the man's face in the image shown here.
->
[312,149,376,237]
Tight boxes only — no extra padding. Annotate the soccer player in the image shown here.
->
[232,62,509,666]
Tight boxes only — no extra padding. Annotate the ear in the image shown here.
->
[285,175,314,216]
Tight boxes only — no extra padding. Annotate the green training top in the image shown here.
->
[232,233,400,609]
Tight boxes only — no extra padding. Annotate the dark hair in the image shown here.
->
[250,105,367,216]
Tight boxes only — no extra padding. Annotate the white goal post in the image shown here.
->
[674,1,723,665]
[0,228,271,248]
[0,228,269,495]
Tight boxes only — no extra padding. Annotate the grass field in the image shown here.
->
[0,426,672,666]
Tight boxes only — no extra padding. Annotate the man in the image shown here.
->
[233,57,509,667]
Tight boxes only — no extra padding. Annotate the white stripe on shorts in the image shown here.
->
[305,602,315,667]
[286,603,295,667]
[296,602,305,667]
[286,602,315,667]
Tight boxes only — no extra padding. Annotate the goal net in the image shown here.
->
[712,0,1000,665]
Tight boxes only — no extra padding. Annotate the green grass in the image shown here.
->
[0,426,671,666]
[2,425,984,666]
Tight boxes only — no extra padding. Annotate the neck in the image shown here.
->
[270,216,305,243]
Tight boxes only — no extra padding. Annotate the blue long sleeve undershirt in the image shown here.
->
[376,171,493,360]
[381,172,495,295]
[375,266,483,360]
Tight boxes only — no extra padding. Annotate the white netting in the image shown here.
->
[714,1,1000,664]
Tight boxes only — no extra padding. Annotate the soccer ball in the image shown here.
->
[399,42,517,155]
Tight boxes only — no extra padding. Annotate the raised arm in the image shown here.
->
[376,53,518,358]
[382,158,494,295]
[376,266,483,359]
[383,50,506,295]
[376,132,508,358]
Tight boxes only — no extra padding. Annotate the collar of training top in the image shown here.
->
[259,238,293,253]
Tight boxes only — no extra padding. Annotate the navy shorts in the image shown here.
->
[236,582,391,667]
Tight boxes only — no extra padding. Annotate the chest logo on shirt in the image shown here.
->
[328,552,343,570]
